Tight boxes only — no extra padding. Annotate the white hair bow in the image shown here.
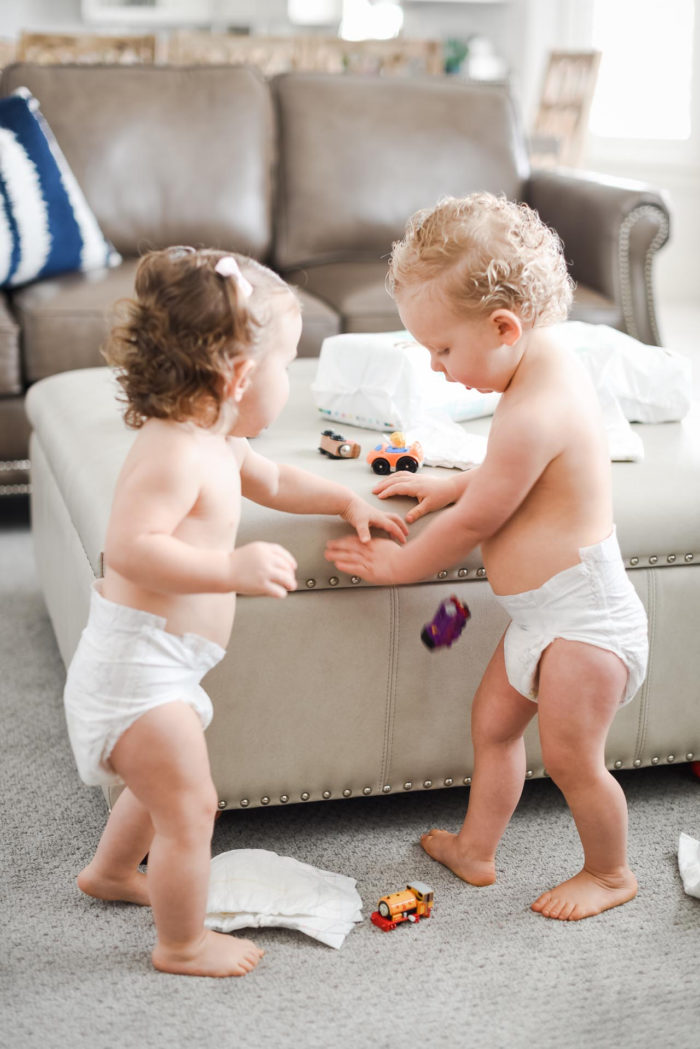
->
[215,256,253,299]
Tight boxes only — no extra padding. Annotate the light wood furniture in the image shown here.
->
[530,50,601,168]
[167,32,443,76]
[16,31,158,65]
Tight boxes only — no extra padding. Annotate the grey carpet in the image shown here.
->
[2,500,699,1049]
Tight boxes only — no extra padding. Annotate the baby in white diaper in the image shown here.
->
[326,192,648,923]
[66,247,407,980]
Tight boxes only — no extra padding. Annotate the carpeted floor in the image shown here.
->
[2,501,699,1049]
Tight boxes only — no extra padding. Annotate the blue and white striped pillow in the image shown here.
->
[0,88,121,288]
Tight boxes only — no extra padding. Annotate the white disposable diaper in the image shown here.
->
[63,583,225,787]
[678,833,700,899]
[205,848,364,949]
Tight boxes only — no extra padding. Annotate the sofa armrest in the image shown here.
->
[523,169,671,346]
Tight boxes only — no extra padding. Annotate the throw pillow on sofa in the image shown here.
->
[0,87,120,288]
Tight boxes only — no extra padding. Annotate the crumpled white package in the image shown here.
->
[312,324,692,467]
[678,832,700,899]
[402,418,487,469]
[311,331,500,432]
[205,848,363,949]
[553,322,692,423]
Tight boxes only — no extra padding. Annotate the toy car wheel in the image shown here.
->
[396,456,418,472]
[371,458,391,475]
[378,901,391,919]
[338,443,352,457]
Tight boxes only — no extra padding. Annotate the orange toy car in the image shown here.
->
[366,431,423,475]
[370,882,434,931]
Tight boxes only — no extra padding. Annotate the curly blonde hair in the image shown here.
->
[388,193,574,326]
[103,247,297,429]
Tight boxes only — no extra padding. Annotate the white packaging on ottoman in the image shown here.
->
[311,331,500,431]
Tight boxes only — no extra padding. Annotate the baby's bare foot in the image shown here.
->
[77,864,150,906]
[420,829,496,886]
[531,867,638,921]
[152,930,264,978]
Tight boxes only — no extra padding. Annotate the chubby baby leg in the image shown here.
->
[78,786,152,906]
[421,636,537,886]
[532,639,637,921]
[110,701,264,977]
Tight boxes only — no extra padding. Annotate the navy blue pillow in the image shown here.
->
[0,88,120,288]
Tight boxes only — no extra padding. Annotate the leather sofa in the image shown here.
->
[0,61,671,495]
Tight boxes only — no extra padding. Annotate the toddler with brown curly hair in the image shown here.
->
[64,246,407,978]
[326,193,648,922]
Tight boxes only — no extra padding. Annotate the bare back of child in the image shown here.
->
[67,248,407,977]
[326,194,648,921]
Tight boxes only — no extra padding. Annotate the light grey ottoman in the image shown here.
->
[26,361,700,811]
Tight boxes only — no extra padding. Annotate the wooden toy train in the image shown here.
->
[370,882,435,931]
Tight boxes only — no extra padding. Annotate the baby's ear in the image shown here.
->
[226,358,257,403]
[490,309,522,346]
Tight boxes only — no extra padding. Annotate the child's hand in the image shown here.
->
[340,496,409,544]
[229,542,297,598]
[325,535,402,585]
[372,473,463,523]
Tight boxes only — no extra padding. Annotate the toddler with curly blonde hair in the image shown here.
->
[327,192,648,922]
[65,247,407,978]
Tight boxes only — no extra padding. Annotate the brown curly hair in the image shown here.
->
[388,193,574,326]
[103,247,296,429]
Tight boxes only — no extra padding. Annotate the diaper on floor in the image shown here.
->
[63,582,225,787]
[205,848,364,949]
[492,529,648,706]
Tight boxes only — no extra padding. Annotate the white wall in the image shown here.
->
[1,0,84,37]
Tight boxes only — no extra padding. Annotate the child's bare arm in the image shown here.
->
[239,443,408,543]
[105,439,296,597]
[372,469,476,523]
[326,407,563,584]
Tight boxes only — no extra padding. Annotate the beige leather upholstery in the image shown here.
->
[273,73,528,270]
[26,364,700,810]
[0,293,21,395]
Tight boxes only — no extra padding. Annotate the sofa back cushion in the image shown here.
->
[273,73,529,271]
[0,63,275,260]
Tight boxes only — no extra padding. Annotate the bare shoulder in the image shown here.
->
[120,419,204,486]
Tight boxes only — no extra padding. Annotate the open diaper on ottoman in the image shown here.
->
[205,849,364,949]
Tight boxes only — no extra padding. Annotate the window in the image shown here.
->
[589,0,695,141]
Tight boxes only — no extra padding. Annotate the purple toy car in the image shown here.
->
[421,596,471,650]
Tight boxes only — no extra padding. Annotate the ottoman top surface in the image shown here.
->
[26,361,700,591]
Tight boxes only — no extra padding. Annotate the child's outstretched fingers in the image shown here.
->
[370,512,408,543]
[325,535,400,585]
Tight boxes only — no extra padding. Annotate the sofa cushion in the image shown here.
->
[0,88,120,289]
[0,291,20,394]
[13,258,140,383]
[15,256,341,381]
[0,64,275,260]
[291,285,342,357]
[273,74,528,270]
[287,260,625,338]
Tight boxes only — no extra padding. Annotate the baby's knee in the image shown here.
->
[157,779,219,839]
[540,742,600,789]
